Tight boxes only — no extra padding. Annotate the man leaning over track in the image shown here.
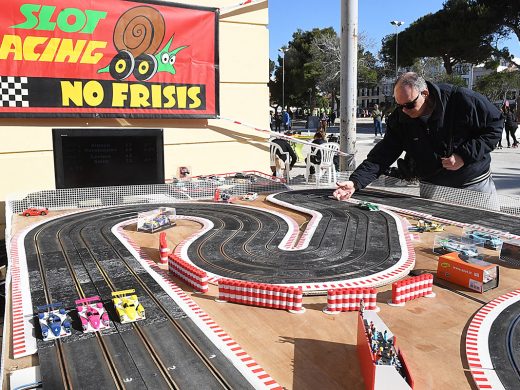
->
[333,72,503,204]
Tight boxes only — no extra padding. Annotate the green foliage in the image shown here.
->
[435,73,468,86]
[269,59,275,79]
[269,27,387,109]
[474,70,520,102]
[381,0,500,74]
[269,28,337,108]
[474,0,520,43]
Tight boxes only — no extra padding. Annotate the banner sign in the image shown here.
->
[0,0,219,118]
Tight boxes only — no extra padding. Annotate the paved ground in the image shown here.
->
[288,117,520,197]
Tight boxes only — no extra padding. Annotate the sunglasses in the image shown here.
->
[397,93,420,110]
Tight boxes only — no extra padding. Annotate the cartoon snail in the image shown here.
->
[98,6,188,81]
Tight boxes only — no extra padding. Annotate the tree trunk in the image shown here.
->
[442,55,453,75]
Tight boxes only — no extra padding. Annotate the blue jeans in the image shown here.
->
[374,119,383,135]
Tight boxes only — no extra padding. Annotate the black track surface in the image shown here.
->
[27,206,254,390]
[186,190,403,283]
[488,300,520,389]
[354,189,520,235]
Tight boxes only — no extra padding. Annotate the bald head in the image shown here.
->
[395,72,427,93]
[394,72,431,118]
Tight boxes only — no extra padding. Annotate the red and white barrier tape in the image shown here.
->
[218,116,352,158]
[220,0,265,12]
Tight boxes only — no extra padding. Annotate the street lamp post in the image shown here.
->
[390,20,404,79]
[279,47,287,111]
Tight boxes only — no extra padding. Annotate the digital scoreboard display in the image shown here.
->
[53,129,164,189]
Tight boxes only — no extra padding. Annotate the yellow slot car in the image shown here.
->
[112,289,145,324]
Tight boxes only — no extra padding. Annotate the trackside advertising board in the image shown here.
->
[0,0,219,118]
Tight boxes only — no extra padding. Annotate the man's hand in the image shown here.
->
[441,153,464,171]
[333,181,356,201]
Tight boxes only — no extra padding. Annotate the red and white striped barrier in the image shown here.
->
[168,254,209,293]
[388,274,435,307]
[159,232,169,265]
[323,287,379,314]
[218,116,352,157]
[217,279,305,313]
[220,0,265,12]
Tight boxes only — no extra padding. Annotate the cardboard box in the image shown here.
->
[437,252,499,293]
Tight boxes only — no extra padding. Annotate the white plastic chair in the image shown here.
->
[270,142,291,181]
[305,142,339,185]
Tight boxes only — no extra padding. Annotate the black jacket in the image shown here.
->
[271,138,297,168]
[350,82,503,189]
[310,138,327,164]
[505,110,518,131]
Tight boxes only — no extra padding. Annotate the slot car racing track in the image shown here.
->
[187,191,403,284]
[27,207,255,390]
[22,188,520,389]
[25,192,408,388]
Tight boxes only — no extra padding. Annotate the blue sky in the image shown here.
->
[269,0,520,62]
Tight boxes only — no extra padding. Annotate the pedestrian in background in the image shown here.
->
[330,111,336,127]
[283,110,291,131]
[274,113,282,132]
[372,104,383,137]
[504,105,519,148]
[320,111,328,132]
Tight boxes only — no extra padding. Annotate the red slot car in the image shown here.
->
[21,207,48,217]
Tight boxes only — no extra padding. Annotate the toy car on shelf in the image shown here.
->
[112,289,145,324]
[465,230,503,250]
[438,238,479,258]
[408,219,444,233]
[242,192,258,201]
[21,207,48,217]
[357,201,379,211]
[75,296,110,333]
[37,302,72,341]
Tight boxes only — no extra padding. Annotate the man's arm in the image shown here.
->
[349,114,404,190]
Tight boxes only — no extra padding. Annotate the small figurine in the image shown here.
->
[359,299,365,316]
[389,350,396,365]
[383,330,388,342]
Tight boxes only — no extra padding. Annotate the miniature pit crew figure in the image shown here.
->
[333,72,503,209]
[359,298,365,316]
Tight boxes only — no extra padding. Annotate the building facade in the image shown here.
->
[0,0,270,238]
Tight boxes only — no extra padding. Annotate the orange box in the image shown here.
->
[437,252,499,293]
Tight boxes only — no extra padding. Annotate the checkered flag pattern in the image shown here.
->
[0,76,29,107]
